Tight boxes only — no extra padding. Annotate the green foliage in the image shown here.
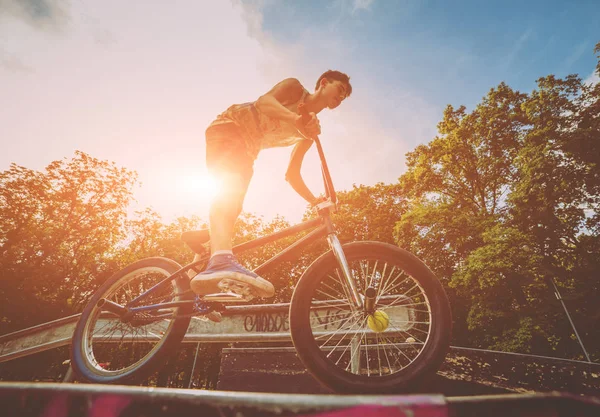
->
[331,182,406,245]
[0,151,137,331]
[395,42,600,360]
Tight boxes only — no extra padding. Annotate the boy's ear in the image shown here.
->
[320,78,328,88]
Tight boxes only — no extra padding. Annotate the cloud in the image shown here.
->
[0,0,70,31]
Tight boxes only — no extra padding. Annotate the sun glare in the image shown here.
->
[176,174,222,201]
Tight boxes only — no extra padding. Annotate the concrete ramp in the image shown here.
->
[1,304,598,397]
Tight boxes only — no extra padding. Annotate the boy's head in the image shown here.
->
[316,70,352,109]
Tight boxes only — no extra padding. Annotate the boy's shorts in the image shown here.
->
[205,122,255,184]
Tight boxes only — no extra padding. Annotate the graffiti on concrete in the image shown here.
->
[312,309,354,331]
[244,312,289,332]
[242,308,355,333]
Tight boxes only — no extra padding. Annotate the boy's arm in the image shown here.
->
[285,139,318,205]
[256,77,321,137]
[255,78,304,124]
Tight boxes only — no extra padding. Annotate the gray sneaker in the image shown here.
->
[190,254,275,298]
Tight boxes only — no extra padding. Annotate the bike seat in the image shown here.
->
[181,229,210,254]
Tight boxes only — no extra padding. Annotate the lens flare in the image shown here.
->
[176,174,222,201]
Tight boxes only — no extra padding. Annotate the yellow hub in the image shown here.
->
[367,310,389,333]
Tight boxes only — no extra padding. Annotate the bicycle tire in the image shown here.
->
[70,257,193,384]
[290,241,452,393]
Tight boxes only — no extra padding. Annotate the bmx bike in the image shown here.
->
[70,121,452,394]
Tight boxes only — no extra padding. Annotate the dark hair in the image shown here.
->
[316,70,352,97]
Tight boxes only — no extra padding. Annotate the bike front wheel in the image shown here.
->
[290,241,452,393]
[70,257,193,384]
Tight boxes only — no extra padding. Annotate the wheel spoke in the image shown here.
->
[316,288,344,301]
[381,334,414,365]
[360,260,368,292]
[319,279,347,300]
[378,270,408,301]
[333,270,356,309]
[386,280,419,299]
[388,322,427,357]
[367,260,379,289]
[334,316,367,366]
[324,315,363,358]
[376,265,396,299]
[316,312,363,347]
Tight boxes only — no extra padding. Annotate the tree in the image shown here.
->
[502,69,599,359]
[0,151,137,332]
[394,44,600,359]
[395,84,528,279]
[393,84,529,345]
[332,182,406,245]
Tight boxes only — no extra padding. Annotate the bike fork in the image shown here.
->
[327,234,364,310]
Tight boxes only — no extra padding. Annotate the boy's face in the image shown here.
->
[320,79,348,109]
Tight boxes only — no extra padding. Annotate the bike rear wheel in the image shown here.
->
[290,241,452,393]
[70,257,193,384]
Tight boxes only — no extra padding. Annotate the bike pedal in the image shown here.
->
[218,279,256,301]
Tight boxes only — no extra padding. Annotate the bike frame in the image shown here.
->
[118,131,364,315]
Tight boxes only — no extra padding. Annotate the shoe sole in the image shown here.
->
[190,271,275,298]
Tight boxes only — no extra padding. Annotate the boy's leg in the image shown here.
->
[188,172,247,322]
[208,171,246,254]
[191,171,274,298]
[191,125,274,298]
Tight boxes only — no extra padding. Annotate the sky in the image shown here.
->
[1,0,599,224]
